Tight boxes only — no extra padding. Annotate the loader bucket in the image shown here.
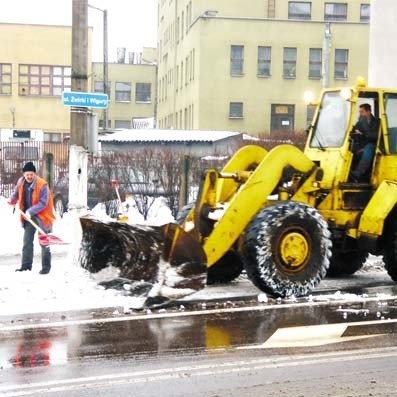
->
[79,217,207,306]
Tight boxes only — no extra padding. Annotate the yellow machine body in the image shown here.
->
[181,83,397,269]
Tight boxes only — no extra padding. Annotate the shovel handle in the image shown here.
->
[113,184,126,217]
[19,209,46,235]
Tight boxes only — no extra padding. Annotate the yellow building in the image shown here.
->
[157,0,370,134]
[92,47,157,130]
[0,22,93,141]
[0,23,157,140]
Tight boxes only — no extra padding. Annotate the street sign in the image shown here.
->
[62,91,108,109]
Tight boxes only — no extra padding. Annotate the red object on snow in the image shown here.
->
[39,234,69,246]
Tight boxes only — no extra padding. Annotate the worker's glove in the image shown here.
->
[24,211,32,220]
[7,199,13,206]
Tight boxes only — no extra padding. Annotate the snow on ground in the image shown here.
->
[0,194,389,317]
[0,195,174,316]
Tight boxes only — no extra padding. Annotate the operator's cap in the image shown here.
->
[22,161,36,173]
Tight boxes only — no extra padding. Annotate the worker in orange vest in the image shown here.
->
[8,162,56,274]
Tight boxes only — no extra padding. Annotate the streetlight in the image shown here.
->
[88,4,109,131]
[9,106,15,128]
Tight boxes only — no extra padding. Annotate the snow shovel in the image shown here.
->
[111,179,129,222]
[19,209,68,246]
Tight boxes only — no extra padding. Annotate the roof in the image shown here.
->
[98,129,243,143]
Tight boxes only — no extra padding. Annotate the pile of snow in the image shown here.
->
[0,195,175,316]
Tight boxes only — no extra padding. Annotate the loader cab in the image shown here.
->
[305,86,382,186]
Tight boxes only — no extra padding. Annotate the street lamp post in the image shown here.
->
[88,4,109,131]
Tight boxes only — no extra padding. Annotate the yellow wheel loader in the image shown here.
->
[80,81,397,305]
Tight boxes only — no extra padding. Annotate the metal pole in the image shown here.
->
[322,22,331,88]
[103,9,109,131]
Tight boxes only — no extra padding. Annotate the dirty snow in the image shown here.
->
[0,195,173,316]
[0,193,391,317]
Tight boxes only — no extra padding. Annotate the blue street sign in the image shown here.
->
[62,91,108,109]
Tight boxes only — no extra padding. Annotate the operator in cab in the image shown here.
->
[350,103,380,182]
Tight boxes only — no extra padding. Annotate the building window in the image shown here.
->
[19,65,71,96]
[309,48,322,79]
[307,105,316,126]
[360,4,370,22]
[258,46,271,77]
[99,119,111,129]
[288,2,311,20]
[335,49,349,79]
[0,63,11,95]
[325,3,347,21]
[283,47,297,78]
[44,132,62,143]
[115,120,131,129]
[230,45,244,76]
[229,102,243,118]
[115,82,131,102]
[94,80,111,99]
[136,83,152,103]
[271,104,295,132]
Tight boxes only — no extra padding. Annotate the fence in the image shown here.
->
[0,142,69,197]
[0,135,304,217]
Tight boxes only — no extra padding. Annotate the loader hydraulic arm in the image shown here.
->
[202,145,317,266]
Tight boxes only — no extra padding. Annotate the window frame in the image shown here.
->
[115,82,132,103]
[229,102,244,119]
[283,47,297,79]
[309,48,322,79]
[334,49,349,80]
[114,119,132,129]
[230,45,244,77]
[0,63,12,95]
[360,3,370,23]
[94,80,111,99]
[19,64,71,97]
[257,46,271,77]
[288,1,312,20]
[325,2,348,22]
[135,82,152,103]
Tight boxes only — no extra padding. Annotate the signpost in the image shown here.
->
[62,91,108,109]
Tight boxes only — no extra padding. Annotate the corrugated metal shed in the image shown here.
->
[99,129,243,143]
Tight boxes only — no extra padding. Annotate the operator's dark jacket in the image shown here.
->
[353,115,380,147]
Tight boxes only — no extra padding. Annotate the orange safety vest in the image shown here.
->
[17,176,56,228]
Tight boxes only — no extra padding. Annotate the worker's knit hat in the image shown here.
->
[22,161,36,173]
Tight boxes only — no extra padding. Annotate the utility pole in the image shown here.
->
[71,0,88,147]
[88,4,109,131]
[322,22,331,88]
[69,0,89,214]
[103,9,109,130]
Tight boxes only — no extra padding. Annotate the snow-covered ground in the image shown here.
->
[0,194,389,317]
[0,195,174,316]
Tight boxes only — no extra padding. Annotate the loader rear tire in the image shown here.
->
[242,202,332,298]
[327,237,367,277]
[207,251,243,285]
[382,216,397,282]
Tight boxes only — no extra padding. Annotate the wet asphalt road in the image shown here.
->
[1,282,397,397]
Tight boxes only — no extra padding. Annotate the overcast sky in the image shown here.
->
[0,0,158,62]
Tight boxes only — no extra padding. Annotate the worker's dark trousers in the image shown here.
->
[21,221,51,272]
[351,143,375,180]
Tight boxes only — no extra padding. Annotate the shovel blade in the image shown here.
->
[39,234,68,246]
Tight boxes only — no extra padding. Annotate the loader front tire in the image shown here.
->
[242,202,332,298]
